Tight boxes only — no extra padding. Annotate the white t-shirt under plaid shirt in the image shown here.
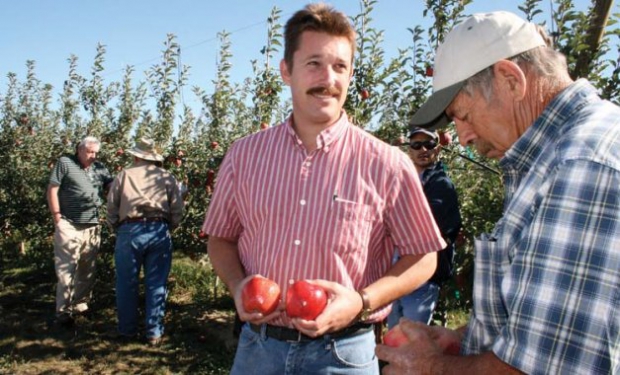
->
[463,80,620,374]
[202,113,445,327]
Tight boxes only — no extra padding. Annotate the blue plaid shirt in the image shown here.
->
[462,80,620,374]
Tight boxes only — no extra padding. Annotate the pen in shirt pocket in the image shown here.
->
[332,190,357,205]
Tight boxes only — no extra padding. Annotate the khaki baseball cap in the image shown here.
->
[410,11,547,130]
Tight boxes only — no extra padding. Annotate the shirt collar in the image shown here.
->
[501,79,596,175]
[284,112,350,152]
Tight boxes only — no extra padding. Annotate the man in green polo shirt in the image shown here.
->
[46,136,113,326]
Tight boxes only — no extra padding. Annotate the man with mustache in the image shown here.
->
[202,3,445,374]
[376,11,620,375]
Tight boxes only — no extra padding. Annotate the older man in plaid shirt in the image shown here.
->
[377,11,620,375]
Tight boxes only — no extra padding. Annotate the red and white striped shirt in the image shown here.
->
[202,113,445,324]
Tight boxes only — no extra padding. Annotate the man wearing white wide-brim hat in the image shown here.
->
[376,11,620,375]
[107,138,183,346]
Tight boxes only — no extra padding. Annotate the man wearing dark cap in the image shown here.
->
[107,138,183,346]
[387,127,461,327]
[376,11,620,375]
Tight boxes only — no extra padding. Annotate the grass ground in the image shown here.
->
[0,251,236,375]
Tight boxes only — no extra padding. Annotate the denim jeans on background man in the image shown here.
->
[114,221,172,339]
[230,323,379,375]
[387,281,441,328]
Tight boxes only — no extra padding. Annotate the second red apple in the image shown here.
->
[285,280,327,320]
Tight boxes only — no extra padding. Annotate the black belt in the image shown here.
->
[121,217,168,225]
[250,322,374,342]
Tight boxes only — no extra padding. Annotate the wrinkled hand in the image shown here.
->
[290,279,362,338]
[376,319,460,374]
[234,274,283,325]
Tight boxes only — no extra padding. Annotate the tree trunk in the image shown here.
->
[572,0,614,79]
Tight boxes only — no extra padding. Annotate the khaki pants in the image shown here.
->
[53,218,100,316]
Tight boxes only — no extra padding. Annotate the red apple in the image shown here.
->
[260,122,269,130]
[383,325,408,347]
[210,141,219,149]
[425,66,434,77]
[115,148,124,157]
[360,89,370,100]
[438,131,452,146]
[285,280,327,320]
[242,276,281,315]
[173,158,182,167]
[205,169,215,188]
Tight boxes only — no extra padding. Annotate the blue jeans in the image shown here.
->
[114,221,172,339]
[387,281,440,328]
[230,323,379,375]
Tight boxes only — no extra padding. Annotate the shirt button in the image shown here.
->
[306,162,311,167]
[300,199,306,205]
[294,240,301,246]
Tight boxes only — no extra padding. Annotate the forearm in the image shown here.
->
[46,185,61,223]
[433,351,524,375]
[363,252,436,310]
[207,236,246,295]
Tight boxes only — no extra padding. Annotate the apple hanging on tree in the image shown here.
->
[425,65,434,77]
[360,88,370,100]
[286,280,327,320]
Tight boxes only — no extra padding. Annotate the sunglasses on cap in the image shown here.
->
[409,140,438,150]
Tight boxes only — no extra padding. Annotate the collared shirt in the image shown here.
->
[203,113,445,326]
[463,80,620,374]
[107,160,184,230]
[49,155,112,224]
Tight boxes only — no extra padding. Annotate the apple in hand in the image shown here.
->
[383,325,408,347]
[241,276,281,315]
[285,280,327,320]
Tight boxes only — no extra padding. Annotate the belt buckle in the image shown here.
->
[285,330,304,343]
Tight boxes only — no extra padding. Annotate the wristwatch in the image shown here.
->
[357,290,372,322]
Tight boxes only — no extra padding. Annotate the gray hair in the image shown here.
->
[78,136,101,150]
[461,45,569,101]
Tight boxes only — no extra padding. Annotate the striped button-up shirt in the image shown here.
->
[203,113,445,325]
[49,155,112,224]
[463,80,620,374]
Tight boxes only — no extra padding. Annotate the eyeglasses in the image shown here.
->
[409,140,438,150]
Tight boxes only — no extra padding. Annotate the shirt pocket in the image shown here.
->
[328,199,374,257]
